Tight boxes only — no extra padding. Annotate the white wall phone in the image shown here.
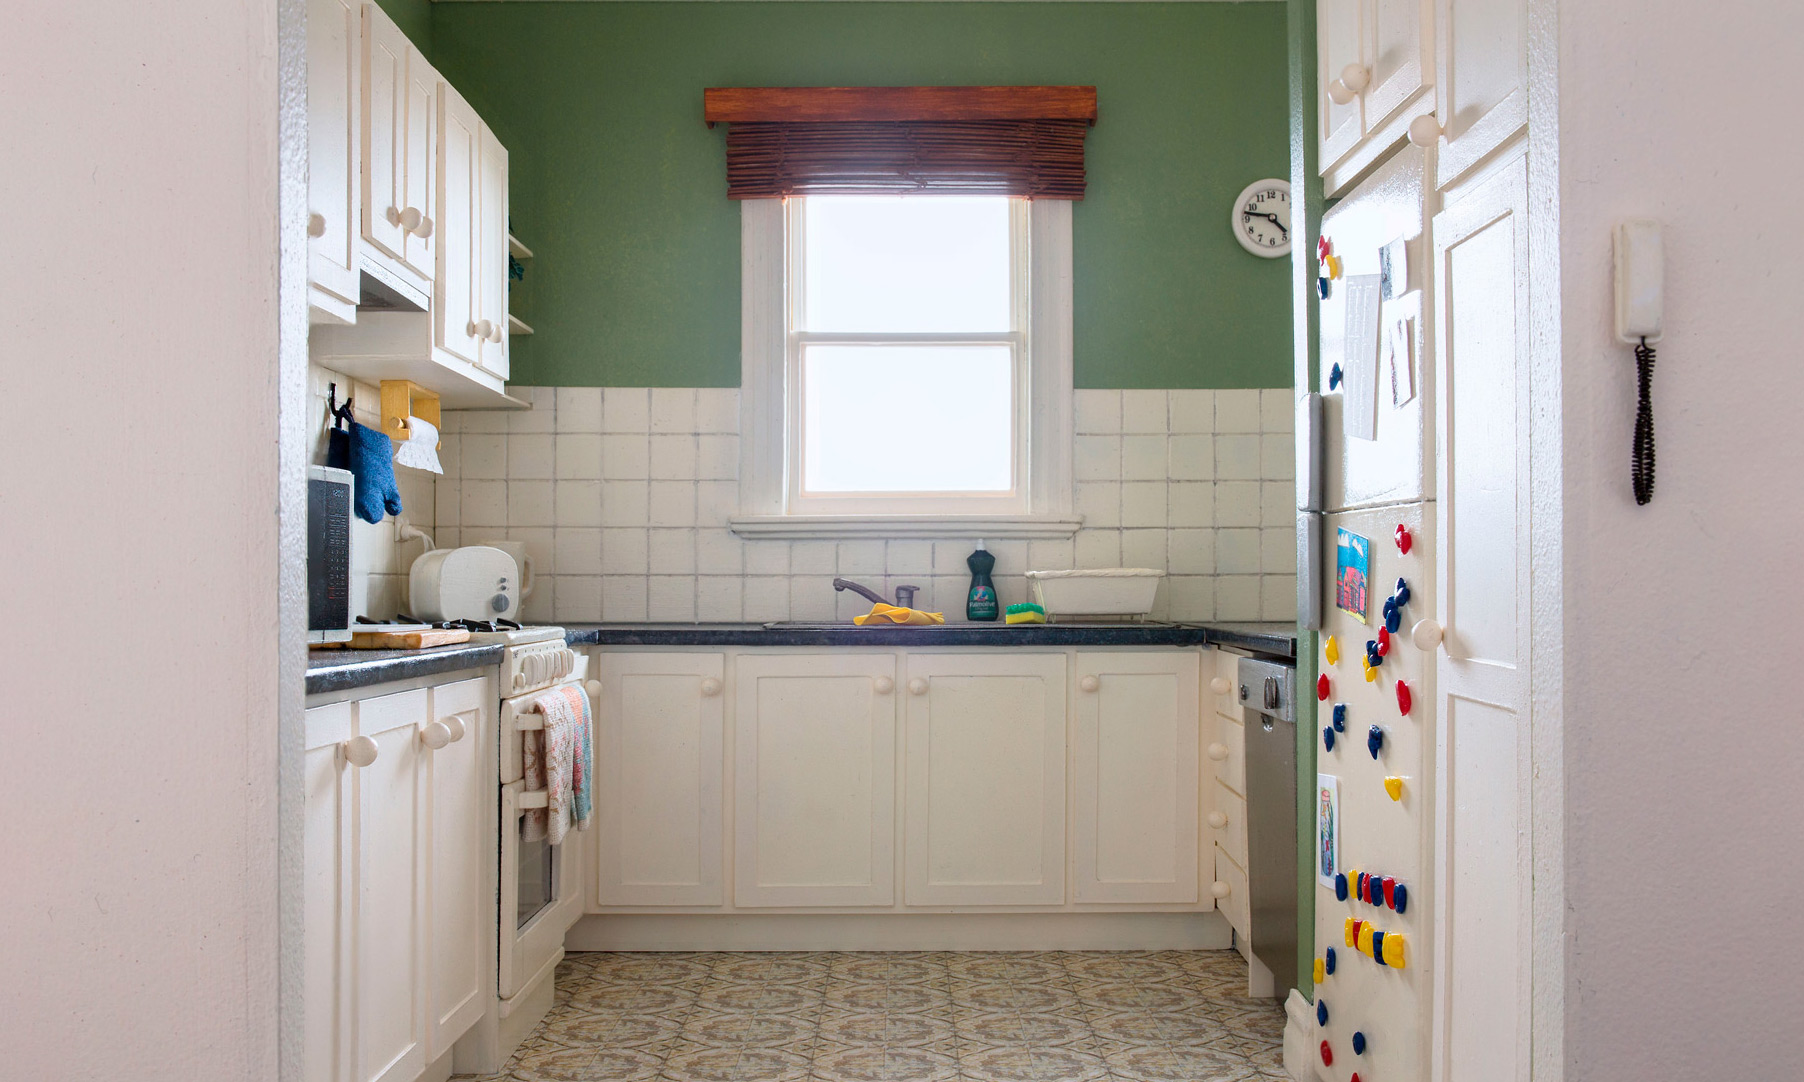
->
[1615,220,1664,504]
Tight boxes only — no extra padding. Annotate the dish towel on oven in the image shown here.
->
[521,684,594,845]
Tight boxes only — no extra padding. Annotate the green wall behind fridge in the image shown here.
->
[427,2,1292,389]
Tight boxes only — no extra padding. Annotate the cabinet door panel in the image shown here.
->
[475,124,510,379]
[904,653,1066,906]
[360,4,407,260]
[1434,0,1526,186]
[304,704,354,1082]
[594,653,726,906]
[1367,0,1432,129]
[399,48,436,279]
[433,85,481,367]
[423,677,491,1055]
[735,654,897,908]
[1072,652,1200,904]
[355,689,427,1082]
[306,0,360,312]
[1318,0,1366,168]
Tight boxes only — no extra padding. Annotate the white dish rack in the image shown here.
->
[1025,568,1165,620]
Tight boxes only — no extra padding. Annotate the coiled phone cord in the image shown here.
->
[1632,337,1656,505]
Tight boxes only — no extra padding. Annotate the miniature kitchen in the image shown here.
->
[32,0,1802,1081]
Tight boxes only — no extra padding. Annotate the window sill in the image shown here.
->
[729,514,1083,541]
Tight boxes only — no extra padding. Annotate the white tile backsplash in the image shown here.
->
[439,385,1297,623]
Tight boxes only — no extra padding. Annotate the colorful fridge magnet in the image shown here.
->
[1317,774,1341,888]
[1317,673,1331,700]
[1332,704,1347,731]
[1317,1001,1329,1026]
[1395,523,1412,554]
[1371,930,1387,965]
[1376,627,1391,656]
[1396,681,1412,716]
[1393,884,1408,914]
[1321,1041,1334,1066]
[1325,948,1337,974]
[1334,872,1349,901]
[1393,577,1411,605]
[1363,659,1379,683]
[1324,727,1336,752]
[1353,1032,1368,1055]
[1384,776,1404,801]
[1314,957,1327,984]
[1344,918,1358,947]
[1329,362,1345,390]
[1367,725,1384,758]
[1324,635,1340,666]
[1336,528,1370,622]
[1382,933,1406,968]
[1382,876,1397,909]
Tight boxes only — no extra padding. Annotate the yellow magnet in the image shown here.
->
[1357,922,1376,957]
[1344,918,1358,948]
[1363,658,1379,683]
[1384,776,1404,801]
[1326,252,1344,280]
[1382,933,1406,969]
[1324,635,1340,666]
[1314,957,1327,984]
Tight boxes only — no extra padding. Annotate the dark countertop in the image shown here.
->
[306,642,505,697]
[306,620,1296,696]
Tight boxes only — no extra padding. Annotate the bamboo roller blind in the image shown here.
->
[703,87,1098,200]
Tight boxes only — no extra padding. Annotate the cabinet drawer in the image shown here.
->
[1211,715,1246,794]
[1213,781,1248,871]
[1214,847,1251,940]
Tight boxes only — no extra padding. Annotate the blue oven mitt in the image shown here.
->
[348,420,403,524]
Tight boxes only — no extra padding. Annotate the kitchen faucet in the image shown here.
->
[833,577,920,610]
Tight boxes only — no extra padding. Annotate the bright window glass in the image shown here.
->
[801,196,1012,333]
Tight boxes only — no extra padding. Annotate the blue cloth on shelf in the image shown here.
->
[348,421,403,524]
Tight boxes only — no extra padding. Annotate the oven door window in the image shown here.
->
[517,818,556,930]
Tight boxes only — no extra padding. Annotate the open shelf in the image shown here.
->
[508,313,534,336]
[508,234,534,260]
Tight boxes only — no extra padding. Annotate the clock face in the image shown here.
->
[1233,179,1292,258]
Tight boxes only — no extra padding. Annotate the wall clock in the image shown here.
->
[1232,178,1292,258]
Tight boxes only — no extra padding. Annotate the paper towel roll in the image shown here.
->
[391,415,442,474]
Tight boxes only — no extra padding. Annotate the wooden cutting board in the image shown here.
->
[337,628,472,650]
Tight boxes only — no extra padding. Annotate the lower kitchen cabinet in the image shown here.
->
[1071,651,1201,904]
[903,653,1068,906]
[734,653,898,907]
[591,651,726,906]
[304,674,495,1082]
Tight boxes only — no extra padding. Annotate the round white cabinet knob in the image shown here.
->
[420,720,452,750]
[385,205,402,226]
[1411,618,1444,650]
[398,206,423,233]
[908,678,929,697]
[341,735,378,768]
[1339,63,1371,94]
[1079,675,1100,693]
[1208,810,1229,829]
[1209,676,1232,696]
[1211,880,1232,899]
[1326,78,1356,106]
[874,676,895,695]
[474,319,494,341]
[585,679,603,697]
[1207,742,1230,762]
[700,677,722,698]
[306,213,326,238]
[413,214,433,239]
[442,716,467,743]
[1407,114,1444,148]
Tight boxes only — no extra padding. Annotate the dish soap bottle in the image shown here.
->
[966,542,999,622]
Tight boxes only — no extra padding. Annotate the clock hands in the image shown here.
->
[1242,210,1290,239]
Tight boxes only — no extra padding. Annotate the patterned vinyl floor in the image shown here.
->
[462,950,1290,1082]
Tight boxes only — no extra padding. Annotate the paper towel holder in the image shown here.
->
[379,380,442,449]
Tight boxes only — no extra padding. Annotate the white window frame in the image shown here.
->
[732,197,1078,540]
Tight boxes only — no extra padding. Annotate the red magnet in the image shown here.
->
[1376,627,1391,657]
[1318,235,1332,260]
[1395,523,1412,554]
[1396,680,1412,716]
[1318,673,1331,701]
[1351,1075,1363,1082]
[1321,1041,1334,1066]
[1382,876,1397,909]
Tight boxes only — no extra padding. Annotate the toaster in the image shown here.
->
[408,545,521,622]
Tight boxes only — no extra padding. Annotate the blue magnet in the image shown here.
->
[1367,725,1384,759]
[1324,727,1336,752]
[1393,578,1411,606]
[1319,277,1332,301]
[1335,873,1348,901]
[1329,361,1343,388]
[1383,600,1402,633]
[1371,930,1387,966]
[1393,883,1408,914]
[1317,1000,1329,1026]
[1352,1032,1368,1055]
[1332,704,1347,731]
[1325,948,1337,974]
[1365,640,1382,668]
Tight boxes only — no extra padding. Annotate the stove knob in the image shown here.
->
[512,671,525,690]
[559,649,574,677]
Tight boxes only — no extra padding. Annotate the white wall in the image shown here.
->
[0,2,290,1078]
[1559,3,1804,1075]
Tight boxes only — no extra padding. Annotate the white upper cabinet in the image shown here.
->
[433,82,483,369]
[1318,0,1437,195]
[306,0,361,323]
[1071,651,1201,905]
[733,654,898,908]
[903,653,1068,906]
[361,3,435,287]
[1430,0,1528,187]
[475,123,511,380]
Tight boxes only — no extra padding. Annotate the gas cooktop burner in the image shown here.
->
[383,616,524,633]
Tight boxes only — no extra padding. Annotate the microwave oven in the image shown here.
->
[308,465,354,644]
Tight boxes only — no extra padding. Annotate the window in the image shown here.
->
[734,197,1078,539]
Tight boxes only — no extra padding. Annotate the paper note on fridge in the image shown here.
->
[1386,314,1417,408]
[1342,274,1383,441]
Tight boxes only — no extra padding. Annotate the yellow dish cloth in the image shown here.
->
[853,603,947,626]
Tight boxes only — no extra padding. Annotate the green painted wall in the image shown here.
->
[429,2,1291,389]
[374,0,432,54]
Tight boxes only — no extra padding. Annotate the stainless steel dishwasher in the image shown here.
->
[1238,655,1297,988]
